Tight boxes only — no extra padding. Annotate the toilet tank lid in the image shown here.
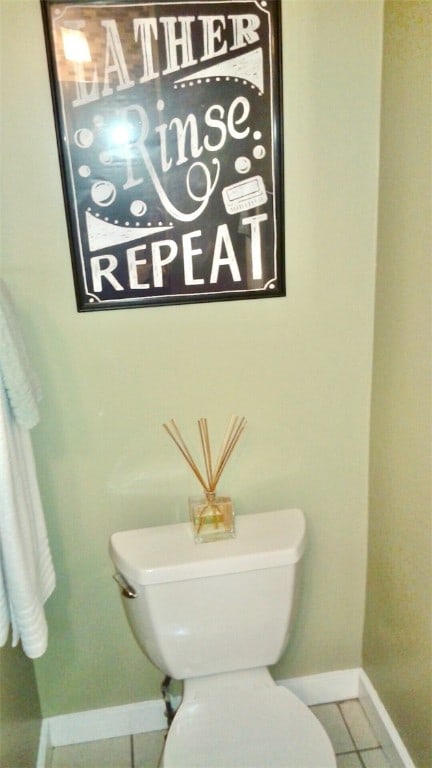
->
[109,508,306,586]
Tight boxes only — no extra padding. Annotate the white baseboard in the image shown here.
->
[46,697,169,747]
[36,719,52,768]
[38,668,414,768]
[358,669,415,768]
[279,667,361,705]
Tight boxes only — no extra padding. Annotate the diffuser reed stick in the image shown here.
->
[163,415,246,494]
[162,419,209,491]
[198,418,213,491]
[213,417,246,489]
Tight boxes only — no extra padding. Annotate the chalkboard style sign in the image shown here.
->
[41,0,284,310]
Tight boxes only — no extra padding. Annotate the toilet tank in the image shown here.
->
[109,508,306,680]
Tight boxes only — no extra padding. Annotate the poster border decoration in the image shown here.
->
[41,0,285,311]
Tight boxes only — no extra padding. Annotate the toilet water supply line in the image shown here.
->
[161,676,177,727]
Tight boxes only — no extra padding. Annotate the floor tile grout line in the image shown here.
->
[337,700,373,753]
[336,747,371,766]
[339,698,383,752]
[336,747,387,755]
[335,701,357,753]
[334,747,373,768]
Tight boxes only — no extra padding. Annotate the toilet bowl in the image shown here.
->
[110,508,336,768]
[163,668,335,768]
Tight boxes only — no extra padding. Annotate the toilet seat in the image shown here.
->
[163,671,336,768]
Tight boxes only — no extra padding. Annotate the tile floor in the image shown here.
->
[50,698,393,768]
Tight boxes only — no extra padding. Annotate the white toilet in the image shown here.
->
[109,508,336,768]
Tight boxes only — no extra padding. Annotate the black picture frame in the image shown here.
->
[41,0,285,311]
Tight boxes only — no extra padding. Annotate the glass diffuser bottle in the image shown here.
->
[189,491,235,543]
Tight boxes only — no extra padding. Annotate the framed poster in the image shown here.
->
[41,0,284,311]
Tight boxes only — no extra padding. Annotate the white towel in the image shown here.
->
[0,280,41,430]
[0,284,55,658]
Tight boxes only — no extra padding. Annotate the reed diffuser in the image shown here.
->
[163,415,246,543]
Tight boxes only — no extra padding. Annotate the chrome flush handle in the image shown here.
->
[112,572,136,599]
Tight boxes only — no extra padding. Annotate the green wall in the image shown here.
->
[364,3,432,767]
[1,0,383,718]
[0,641,42,768]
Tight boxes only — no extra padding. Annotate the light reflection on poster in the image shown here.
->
[42,0,285,310]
